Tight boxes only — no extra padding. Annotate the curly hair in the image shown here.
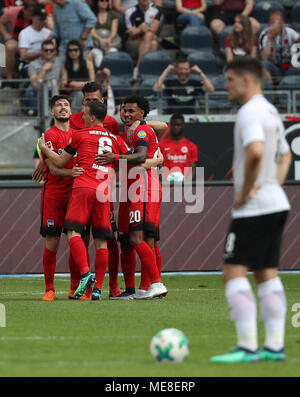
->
[123,94,150,118]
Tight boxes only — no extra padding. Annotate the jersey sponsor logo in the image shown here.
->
[181,146,188,154]
[137,131,147,139]
[46,141,54,150]
[47,220,54,227]
[167,153,187,161]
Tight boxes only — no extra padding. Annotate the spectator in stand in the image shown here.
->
[0,1,34,81]
[175,0,206,28]
[21,38,62,115]
[224,14,257,63]
[159,113,198,181]
[90,0,121,70]
[153,57,214,114]
[259,11,300,82]
[125,0,161,79]
[49,0,96,58]
[18,6,50,77]
[95,69,116,115]
[209,0,260,37]
[60,40,95,112]
[37,0,55,30]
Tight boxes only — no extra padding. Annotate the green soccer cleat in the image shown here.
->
[73,272,96,299]
[259,347,286,362]
[210,347,260,364]
[91,288,102,301]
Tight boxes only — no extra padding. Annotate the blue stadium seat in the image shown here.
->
[291,1,300,31]
[218,25,234,55]
[277,75,300,111]
[101,52,134,79]
[205,76,232,111]
[110,77,132,102]
[139,51,172,79]
[252,1,285,24]
[138,77,159,110]
[180,26,214,55]
[187,52,220,76]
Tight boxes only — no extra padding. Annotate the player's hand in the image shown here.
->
[95,152,116,164]
[38,133,47,152]
[71,165,84,178]
[233,185,262,209]
[32,159,44,183]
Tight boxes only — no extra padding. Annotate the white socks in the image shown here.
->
[226,277,258,352]
[225,276,286,352]
[258,277,286,351]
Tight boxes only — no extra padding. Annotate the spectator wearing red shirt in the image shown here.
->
[159,113,198,181]
[176,0,206,28]
[209,0,260,37]
[0,1,34,81]
[224,14,257,63]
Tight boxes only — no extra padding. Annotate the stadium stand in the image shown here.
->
[101,51,134,80]
[187,52,220,77]
[139,51,172,80]
[179,26,214,55]
[291,1,300,31]
[252,1,285,24]
[218,25,234,56]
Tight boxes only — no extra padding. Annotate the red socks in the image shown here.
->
[69,236,90,275]
[68,253,81,291]
[120,243,136,288]
[135,242,161,284]
[107,237,119,292]
[155,242,162,274]
[43,248,57,292]
[94,248,109,290]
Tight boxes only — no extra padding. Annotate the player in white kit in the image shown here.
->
[210,57,292,364]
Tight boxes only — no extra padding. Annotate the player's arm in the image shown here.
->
[233,141,264,209]
[146,120,168,139]
[277,150,292,185]
[39,133,74,168]
[45,159,84,178]
[140,147,164,170]
[96,145,148,165]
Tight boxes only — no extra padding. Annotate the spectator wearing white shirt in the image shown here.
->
[259,11,300,82]
[18,6,50,77]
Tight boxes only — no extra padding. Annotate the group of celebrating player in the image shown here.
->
[36,82,168,302]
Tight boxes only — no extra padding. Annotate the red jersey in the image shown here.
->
[159,136,198,177]
[70,112,119,135]
[65,125,127,190]
[42,125,76,200]
[120,124,160,191]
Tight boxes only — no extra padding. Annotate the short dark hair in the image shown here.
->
[85,101,107,122]
[123,94,150,117]
[175,56,189,66]
[269,10,285,21]
[50,94,70,108]
[225,56,263,81]
[42,39,56,49]
[170,113,185,123]
[82,81,102,95]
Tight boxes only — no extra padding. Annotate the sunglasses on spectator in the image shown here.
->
[43,48,55,52]
[68,48,80,52]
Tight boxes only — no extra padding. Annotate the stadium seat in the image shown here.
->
[205,76,232,111]
[179,26,214,55]
[139,51,172,80]
[291,1,300,31]
[138,77,159,110]
[252,1,285,24]
[187,52,221,76]
[101,52,134,79]
[277,75,300,111]
[110,77,132,102]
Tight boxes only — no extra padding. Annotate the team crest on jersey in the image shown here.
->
[181,146,188,153]
[58,149,63,155]
[46,141,54,150]
[137,131,147,138]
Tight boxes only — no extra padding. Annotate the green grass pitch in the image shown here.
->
[0,273,299,377]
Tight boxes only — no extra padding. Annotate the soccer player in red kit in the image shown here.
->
[97,95,167,300]
[40,95,84,301]
[39,101,129,300]
[69,81,121,298]
[159,113,198,181]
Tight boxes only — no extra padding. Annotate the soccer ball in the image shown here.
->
[166,172,185,183]
[150,328,189,363]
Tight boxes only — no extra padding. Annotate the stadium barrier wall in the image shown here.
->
[0,184,299,274]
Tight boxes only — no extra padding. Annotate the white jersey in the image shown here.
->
[232,94,290,219]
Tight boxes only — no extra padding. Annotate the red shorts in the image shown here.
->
[117,190,162,243]
[40,195,69,237]
[64,187,113,240]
